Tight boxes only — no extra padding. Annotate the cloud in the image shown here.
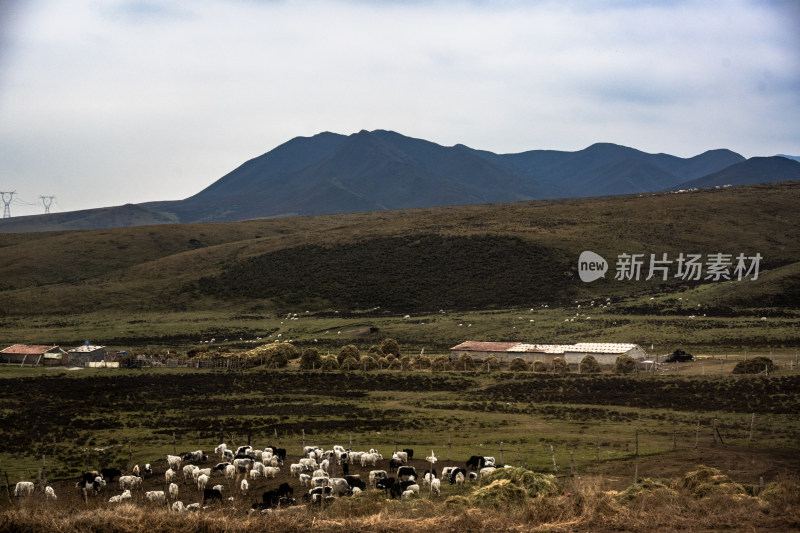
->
[0,0,798,216]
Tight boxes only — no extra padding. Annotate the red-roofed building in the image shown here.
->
[0,344,67,366]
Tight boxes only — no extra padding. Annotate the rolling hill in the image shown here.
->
[4,130,799,233]
[0,182,798,321]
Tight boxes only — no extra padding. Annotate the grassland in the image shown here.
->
[0,366,798,532]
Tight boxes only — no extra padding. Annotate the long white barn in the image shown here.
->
[450,341,646,365]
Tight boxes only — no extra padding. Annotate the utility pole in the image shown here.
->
[40,196,55,214]
[0,191,15,218]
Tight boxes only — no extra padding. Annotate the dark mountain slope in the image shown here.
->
[673,156,800,189]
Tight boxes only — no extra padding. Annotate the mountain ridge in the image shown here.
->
[2,130,799,233]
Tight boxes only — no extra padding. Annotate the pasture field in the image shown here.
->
[0,367,798,532]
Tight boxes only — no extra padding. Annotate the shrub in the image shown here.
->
[509,357,530,372]
[431,355,452,371]
[340,355,359,371]
[552,357,570,374]
[337,344,361,365]
[614,354,637,375]
[532,360,548,372]
[456,353,477,371]
[360,355,378,371]
[482,355,501,372]
[299,347,322,370]
[580,354,602,374]
[732,356,774,374]
[320,356,339,371]
[379,338,401,357]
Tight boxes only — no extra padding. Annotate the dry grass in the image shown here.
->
[2,472,798,532]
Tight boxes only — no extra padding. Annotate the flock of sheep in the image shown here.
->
[11,442,504,512]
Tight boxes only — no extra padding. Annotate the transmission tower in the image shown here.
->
[40,195,55,214]
[0,191,15,218]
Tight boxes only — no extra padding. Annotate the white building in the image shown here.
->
[450,341,646,365]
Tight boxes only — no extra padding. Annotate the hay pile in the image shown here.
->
[617,478,676,502]
[479,467,561,498]
[470,479,529,508]
[675,465,746,498]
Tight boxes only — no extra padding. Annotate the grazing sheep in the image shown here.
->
[146,490,166,503]
[14,481,34,497]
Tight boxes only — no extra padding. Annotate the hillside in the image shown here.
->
[673,156,800,189]
[0,182,799,322]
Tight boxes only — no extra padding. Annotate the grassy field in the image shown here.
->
[0,366,798,531]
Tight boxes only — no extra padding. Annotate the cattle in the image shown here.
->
[328,477,350,495]
[389,458,404,471]
[397,466,416,481]
[449,467,468,485]
[202,487,223,505]
[299,473,312,487]
[224,464,236,480]
[298,457,317,470]
[233,458,252,473]
[264,466,279,479]
[14,481,34,497]
[466,456,486,470]
[290,464,304,477]
[186,503,201,511]
[214,443,227,458]
[101,468,122,482]
[76,476,106,496]
[234,445,252,457]
[172,501,185,512]
[197,473,210,492]
[361,453,379,467]
[480,466,496,478]
[143,464,153,477]
[45,485,57,501]
[132,464,140,477]
[272,448,287,462]
[483,456,496,467]
[250,470,262,481]
[165,468,176,484]
[403,448,414,460]
[455,472,465,487]
[146,490,166,503]
[169,483,179,500]
[166,455,181,472]
[376,477,395,492]
[312,468,328,479]
[241,479,249,495]
[304,486,333,504]
[80,471,101,484]
[441,466,457,480]
[431,478,441,495]
[192,468,211,484]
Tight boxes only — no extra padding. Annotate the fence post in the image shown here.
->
[569,452,574,477]
[173,432,177,455]
[550,445,557,475]
[596,435,600,461]
[499,442,504,465]
[447,431,451,461]
[749,413,755,442]
[42,454,47,489]
[673,422,677,451]
[695,420,700,449]
[302,429,305,451]
[634,463,639,484]
[635,429,639,456]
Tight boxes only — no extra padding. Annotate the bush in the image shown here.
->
[614,354,637,375]
[482,355,501,372]
[456,353,477,371]
[552,357,570,374]
[320,356,339,371]
[532,360,548,372]
[431,355,452,371]
[379,338,401,357]
[360,355,379,371]
[732,356,775,374]
[509,357,530,372]
[299,347,322,370]
[580,354,602,374]
[340,355,359,371]
[337,344,361,365]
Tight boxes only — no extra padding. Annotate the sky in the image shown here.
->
[0,0,798,217]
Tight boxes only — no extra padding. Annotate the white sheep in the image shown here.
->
[14,481,34,497]
[146,490,166,502]
[167,455,182,471]
[169,483,179,500]
[240,479,249,496]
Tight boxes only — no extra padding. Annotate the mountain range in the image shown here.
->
[2,129,800,233]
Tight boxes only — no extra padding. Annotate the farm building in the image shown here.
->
[0,344,67,366]
[67,345,107,366]
[450,341,646,366]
